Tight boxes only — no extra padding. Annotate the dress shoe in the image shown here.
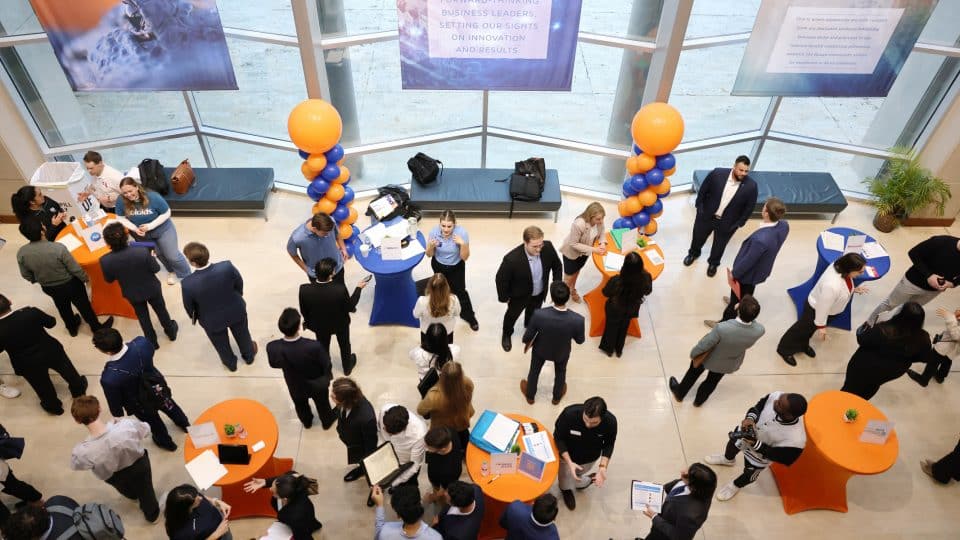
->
[321,414,337,430]
[706,265,718,277]
[722,296,730,304]
[165,320,179,341]
[98,316,115,330]
[520,380,534,405]
[600,347,613,358]
[302,419,313,429]
[344,467,364,482]
[177,424,190,433]
[73,376,89,398]
[224,362,238,373]
[693,396,707,407]
[344,353,357,376]
[803,346,816,358]
[469,321,479,332]
[570,289,582,303]
[151,340,160,350]
[43,406,65,416]
[920,459,936,480]
[703,319,718,329]
[683,255,696,267]
[501,334,512,352]
[561,489,576,510]
[781,354,797,367]
[552,383,567,405]
[907,370,928,387]
[668,376,683,402]
[243,342,258,364]
[156,440,178,452]
[67,322,80,338]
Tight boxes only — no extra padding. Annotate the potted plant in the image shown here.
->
[224,423,236,438]
[862,146,951,233]
[843,408,859,423]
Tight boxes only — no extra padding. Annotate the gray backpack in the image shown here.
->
[47,503,125,540]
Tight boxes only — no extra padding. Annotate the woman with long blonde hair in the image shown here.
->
[417,361,475,450]
[559,202,607,303]
[115,176,191,284]
[413,273,461,344]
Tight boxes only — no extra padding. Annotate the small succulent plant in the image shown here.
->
[844,408,859,421]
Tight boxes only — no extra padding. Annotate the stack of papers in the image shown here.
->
[861,242,888,259]
[482,413,520,453]
[57,234,83,252]
[400,241,425,260]
[644,248,664,266]
[187,422,221,448]
[522,431,556,463]
[604,252,626,271]
[185,449,228,490]
[820,230,845,252]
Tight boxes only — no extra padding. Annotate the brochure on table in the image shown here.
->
[860,420,895,445]
[381,237,402,260]
[522,431,556,463]
[631,480,664,512]
[604,252,626,271]
[820,230,845,252]
[491,452,518,475]
[187,422,221,448]
[844,234,867,255]
[185,449,228,490]
[518,452,546,481]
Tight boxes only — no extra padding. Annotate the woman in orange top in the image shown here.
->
[416,361,474,451]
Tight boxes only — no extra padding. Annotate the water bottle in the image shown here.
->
[407,217,418,238]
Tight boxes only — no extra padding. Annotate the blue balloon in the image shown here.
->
[629,174,648,193]
[622,179,638,196]
[646,199,663,215]
[341,186,355,205]
[632,143,642,155]
[632,211,651,227]
[658,189,671,199]
[306,186,322,201]
[345,242,356,257]
[621,215,636,229]
[655,153,676,171]
[320,164,341,181]
[310,178,330,194]
[298,149,310,160]
[333,204,350,222]
[351,225,361,238]
[613,217,629,229]
[645,168,665,186]
[325,144,345,163]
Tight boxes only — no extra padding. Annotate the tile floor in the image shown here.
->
[1,191,958,539]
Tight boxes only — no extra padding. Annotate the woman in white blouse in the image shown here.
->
[777,253,867,366]
[413,273,461,345]
[410,323,460,380]
[559,202,607,303]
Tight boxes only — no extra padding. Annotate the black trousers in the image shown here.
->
[205,315,255,369]
[502,293,546,335]
[315,326,353,372]
[525,356,567,402]
[132,401,189,449]
[0,470,43,523]
[20,350,87,412]
[916,349,952,384]
[290,378,334,427]
[777,300,822,357]
[432,259,477,324]
[724,437,764,488]
[673,361,726,405]
[688,214,736,266]
[932,438,960,484]
[721,283,757,321]
[130,294,175,348]
[105,451,159,521]
[41,277,101,333]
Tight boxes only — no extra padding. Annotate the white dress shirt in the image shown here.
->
[377,404,427,486]
[714,171,742,218]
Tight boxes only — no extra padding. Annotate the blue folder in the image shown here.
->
[470,410,519,454]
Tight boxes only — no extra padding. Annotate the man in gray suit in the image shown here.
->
[669,296,764,406]
[520,282,585,405]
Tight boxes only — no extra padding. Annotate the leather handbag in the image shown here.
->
[691,345,716,368]
[170,159,196,195]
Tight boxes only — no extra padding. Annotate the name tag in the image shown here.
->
[570,430,581,436]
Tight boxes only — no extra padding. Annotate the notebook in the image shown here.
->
[362,442,415,487]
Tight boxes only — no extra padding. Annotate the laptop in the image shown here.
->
[217,444,251,465]
[362,442,415,487]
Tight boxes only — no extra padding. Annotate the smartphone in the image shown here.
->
[360,275,374,284]
[937,277,947,286]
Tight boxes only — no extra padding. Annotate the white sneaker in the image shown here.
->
[716,481,740,501]
[704,454,736,466]
[0,384,21,398]
[167,275,177,286]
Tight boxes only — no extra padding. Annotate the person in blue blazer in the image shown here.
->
[706,197,789,327]
[684,156,759,277]
[180,242,257,371]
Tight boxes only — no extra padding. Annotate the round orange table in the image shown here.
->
[583,231,665,337]
[770,390,898,514]
[55,215,136,319]
[183,399,293,518]
[466,413,560,540]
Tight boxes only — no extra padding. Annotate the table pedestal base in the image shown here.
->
[85,260,137,319]
[220,456,293,518]
[770,443,852,514]
[476,496,508,540]
[584,277,640,338]
[369,270,419,327]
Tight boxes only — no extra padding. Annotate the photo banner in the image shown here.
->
[397,0,583,91]
[732,0,937,97]
[30,0,237,91]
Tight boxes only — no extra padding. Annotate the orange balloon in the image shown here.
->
[651,209,664,218]
[663,166,677,177]
[338,159,345,166]
[644,218,659,235]
[301,161,316,180]
[306,154,328,174]
[653,178,671,195]
[637,189,658,207]
[334,166,351,185]
[344,206,359,225]
[325,183,345,202]
[314,198,337,215]
[626,155,652,175]
[631,102,684,156]
[288,99,343,154]
[338,222,354,240]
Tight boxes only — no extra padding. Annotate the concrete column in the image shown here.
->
[0,77,45,218]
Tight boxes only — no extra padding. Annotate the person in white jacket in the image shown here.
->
[776,253,867,366]
[908,306,958,386]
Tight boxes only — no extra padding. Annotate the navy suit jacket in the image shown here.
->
[499,500,559,540]
[181,261,247,332]
[646,479,711,540]
[266,336,332,396]
[100,336,162,417]
[522,307,585,363]
[435,484,485,540]
[100,246,161,302]
[731,221,789,285]
[695,168,758,232]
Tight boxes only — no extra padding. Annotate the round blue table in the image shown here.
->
[354,221,426,327]
[786,227,891,330]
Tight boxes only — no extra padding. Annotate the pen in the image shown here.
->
[487,474,501,484]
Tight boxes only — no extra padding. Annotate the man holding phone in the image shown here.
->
[552,397,617,511]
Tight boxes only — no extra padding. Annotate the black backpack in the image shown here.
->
[47,502,125,540]
[138,158,170,195]
[365,185,421,223]
[407,153,443,186]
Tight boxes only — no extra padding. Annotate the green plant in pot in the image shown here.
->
[862,146,951,233]
[843,408,859,423]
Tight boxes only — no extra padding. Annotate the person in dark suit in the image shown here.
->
[298,257,369,376]
[638,463,716,540]
[329,377,379,504]
[708,197,788,326]
[0,294,87,415]
[243,472,322,539]
[433,480,484,540]
[520,282,585,405]
[922,437,960,485]
[495,226,562,352]
[499,494,559,540]
[94,328,189,451]
[181,242,257,371]
[99,223,177,349]
[267,308,336,429]
[684,156,758,277]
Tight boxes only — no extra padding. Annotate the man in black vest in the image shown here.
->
[495,226,562,352]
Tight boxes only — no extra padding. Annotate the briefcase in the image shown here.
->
[171,159,196,195]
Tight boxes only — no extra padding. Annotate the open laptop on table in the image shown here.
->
[362,442,415,487]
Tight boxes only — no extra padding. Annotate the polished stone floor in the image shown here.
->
[1,191,958,539]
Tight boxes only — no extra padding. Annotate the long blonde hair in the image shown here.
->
[119,177,149,216]
[426,273,452,317]
[437,361,471,421]
[579,202,605,224]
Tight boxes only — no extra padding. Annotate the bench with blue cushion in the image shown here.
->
[409,167,562,222]
[692,169,847,223]
[162,167,275,219]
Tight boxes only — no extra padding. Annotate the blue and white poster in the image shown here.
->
[732,0,937,97]
[397,0,583,91]
[31,0,238,91]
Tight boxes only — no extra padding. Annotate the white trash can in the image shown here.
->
[29,162,105,223]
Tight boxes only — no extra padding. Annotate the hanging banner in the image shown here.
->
[731,0,937,97]
[397,0,583,91]
[30,0,238,91]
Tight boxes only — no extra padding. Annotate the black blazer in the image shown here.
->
[495,241,562,302]
[100,246,161,302]
[694,168,758,232]
[522,307,584,363]
[266,337,332,397]
[0,307,65,375]
[266,476,322,540]
[299,281,361,334]
[336,397,379,464]
[646,479,711,540]
[181,261,247,332]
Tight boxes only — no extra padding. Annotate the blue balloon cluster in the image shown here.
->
[616,151,676,236]
[302,144,346,202]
